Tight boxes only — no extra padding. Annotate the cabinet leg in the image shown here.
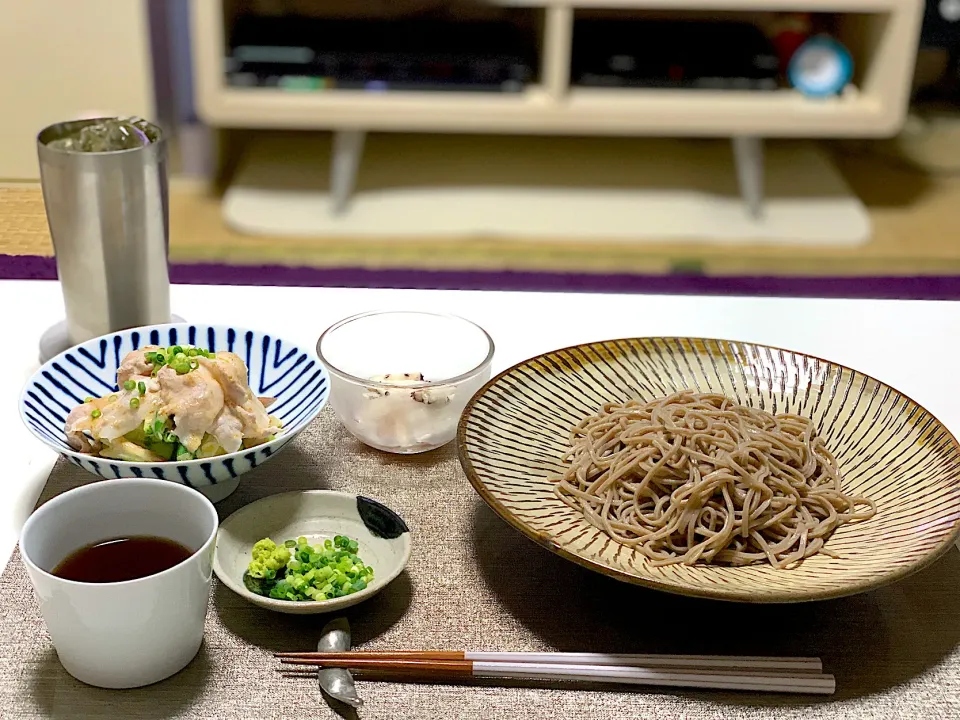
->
[330,129,366,215]
[732,136,764,219]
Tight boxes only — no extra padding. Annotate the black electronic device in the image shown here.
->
[225,15,537,92]
[921,0,960,48]
[571,19,780,91]
[915,0,960,102]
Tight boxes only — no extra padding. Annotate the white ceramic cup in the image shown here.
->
[19,479,218,689]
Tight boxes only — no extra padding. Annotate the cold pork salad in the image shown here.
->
[65,345,282,462]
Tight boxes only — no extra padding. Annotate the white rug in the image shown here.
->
[223,134,870,246]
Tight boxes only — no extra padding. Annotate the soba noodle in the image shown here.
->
[551,390,876,569]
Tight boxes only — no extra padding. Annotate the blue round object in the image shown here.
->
[788,36,854,97]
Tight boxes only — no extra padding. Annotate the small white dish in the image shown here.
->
[317,310,494,454]
[214,490,411,615]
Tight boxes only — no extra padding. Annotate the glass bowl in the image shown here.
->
[317,311,495,454]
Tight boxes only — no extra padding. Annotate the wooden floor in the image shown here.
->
[4,143,959,277]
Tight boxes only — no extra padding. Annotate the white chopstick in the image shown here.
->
[462,652,822,673]
[280,655,835,695]
[468,662,835,694]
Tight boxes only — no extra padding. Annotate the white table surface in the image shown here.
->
[4,279,960,571]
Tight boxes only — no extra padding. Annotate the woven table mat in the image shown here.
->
[3,408,960,719]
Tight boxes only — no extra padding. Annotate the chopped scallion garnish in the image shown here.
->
[143,345,211,375]
[129,397,140,409]
[123,380,135,391]
[91,409,102,419]
[245,536,374,603]
[175,443,194,461]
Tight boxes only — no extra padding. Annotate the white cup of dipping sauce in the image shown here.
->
[19,478,218,689]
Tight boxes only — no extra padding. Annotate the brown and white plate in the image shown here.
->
[457,337,960,603]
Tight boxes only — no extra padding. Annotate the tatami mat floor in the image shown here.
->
[3,145,959,279]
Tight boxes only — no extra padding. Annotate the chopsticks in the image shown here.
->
[276,650,822,673]
[275,651,835,695]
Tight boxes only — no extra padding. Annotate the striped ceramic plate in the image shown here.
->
[457,337,960,603]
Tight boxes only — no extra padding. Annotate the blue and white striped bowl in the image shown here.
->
[19,323,329,503]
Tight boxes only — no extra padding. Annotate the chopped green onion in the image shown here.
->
[91,409,102,419]
[129,397,140,409]
[138,381,147,395]
[143,345,207,374]
[164,431,178,444]
[123,380,135,391]
[108,394,118,402]
[84,396,94,403]
[244,535,373,603]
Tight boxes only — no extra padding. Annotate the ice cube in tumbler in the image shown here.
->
[45,117,153,152]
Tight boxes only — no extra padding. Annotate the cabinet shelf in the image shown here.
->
[191,0,922,137]
[203,85,886,136]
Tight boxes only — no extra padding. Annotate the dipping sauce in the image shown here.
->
[52,536,193,583]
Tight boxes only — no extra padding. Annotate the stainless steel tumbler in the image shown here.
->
[37,117,171,346]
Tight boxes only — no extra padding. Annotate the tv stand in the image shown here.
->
[190,0,924,217]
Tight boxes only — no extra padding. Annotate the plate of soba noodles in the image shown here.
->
[457,337,960,602]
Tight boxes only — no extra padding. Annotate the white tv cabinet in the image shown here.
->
[190,0,924,217]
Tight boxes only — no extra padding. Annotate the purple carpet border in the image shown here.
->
[3,253,959,300]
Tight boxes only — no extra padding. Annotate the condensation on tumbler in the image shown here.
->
[37,117,171,345]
